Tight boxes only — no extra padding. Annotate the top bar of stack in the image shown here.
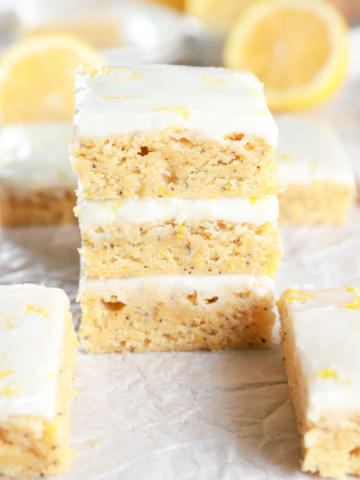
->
[72,65,279,199]
[71,65,282,353]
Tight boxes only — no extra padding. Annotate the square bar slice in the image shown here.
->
[71,65,279,199]
[0,284,77,478]
[78,274,275,353]
[277,115,355,225]
[75,196,282,278]
[0,123,77,226]
[278,286,360,479]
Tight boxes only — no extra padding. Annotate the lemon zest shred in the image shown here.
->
[44,417,62,436]
[285,289,316,304]
[201,76,227,87]
[1,382,21,397]
[266,258,279,277]
[345,286,358,292]
[341,296,360,310]
[25,304,49,317]
[316,368,338,380]
[151,105,190,119]
[176,225,186,238]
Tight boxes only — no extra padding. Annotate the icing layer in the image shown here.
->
[79,274,274,301]
[0,284,69,421]
[276,115,355,186]
[76,196,279,229]
[285,286,360,422]
[0,122,76,191]
[74,65,278,146]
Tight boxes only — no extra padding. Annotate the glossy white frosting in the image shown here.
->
[79,274,274,301]
[76,196,279,229]
[73,65,278,146]
[0,284,69,421]
[284,286,360,424]
[276,115,355,186]
[0,122,77,191]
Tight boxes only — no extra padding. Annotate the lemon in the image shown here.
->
[185,0,254,30]
[223,0,349,111]
[0,32,105,124]
[143,0,185,11]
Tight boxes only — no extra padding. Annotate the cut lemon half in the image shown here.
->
[0,32,106,124]
[185,0,254,30]
[144,0,185,11]
[223,0,349,111]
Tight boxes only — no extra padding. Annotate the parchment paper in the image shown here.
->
[1,80,360,480]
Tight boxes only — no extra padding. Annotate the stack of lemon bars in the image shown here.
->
[71,65,282,353]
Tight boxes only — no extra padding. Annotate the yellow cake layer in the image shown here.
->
[79,278,275,353]
[80,220,282,278]
[279,181,355,225]
[70,130,279,199]
[0,313,77,478]
[0,187,76,227]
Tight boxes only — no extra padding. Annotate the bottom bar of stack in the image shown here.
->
[78,274,275,353]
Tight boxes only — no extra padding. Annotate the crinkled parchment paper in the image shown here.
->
[1,79,360,480]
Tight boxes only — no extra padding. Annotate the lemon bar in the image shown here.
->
[278,286,360,479]
[71,65,279,199]
[78,274,275,353]
[277,115,355,225]
[75,196,282,278]
[0,284,77,478]
[0,122,77,226]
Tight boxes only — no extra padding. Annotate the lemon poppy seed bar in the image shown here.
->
[0,122,77,226]
[277,115,355,225]
[278,286,360,479]
[0,284,77,478]
[78,274,275,353]
[70,65,279,199]
[75,196,282,278]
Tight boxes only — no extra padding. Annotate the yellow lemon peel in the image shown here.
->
[286,290,315,304]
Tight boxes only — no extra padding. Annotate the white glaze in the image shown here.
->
[76,196,279,229]
[284,286,360,423]
[0,284,69,421]
[79,274,274,302]
[73,65,278,146]
[0,122,76,192]
[276,115,355,186]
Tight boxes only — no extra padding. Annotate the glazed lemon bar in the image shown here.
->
[277,115,355,225]
[79,274,275,353]
[278,286,360,479]
[75,196,281,278]
[0,284,77,478]
[0,122,77,226]
[71,64,281,352]
[71,65,279,199]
